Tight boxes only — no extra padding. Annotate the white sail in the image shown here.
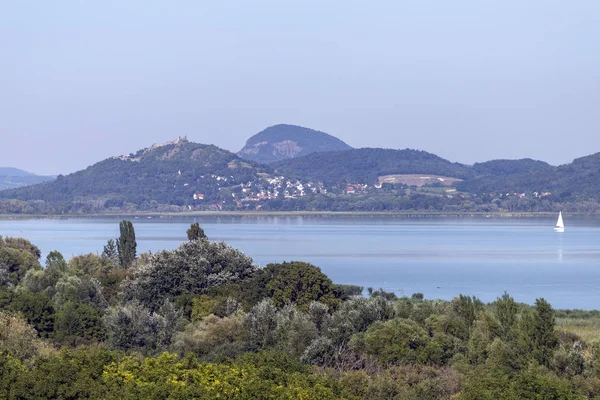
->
[554,211,564,232]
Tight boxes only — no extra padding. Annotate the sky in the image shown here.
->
[1,1,599,175]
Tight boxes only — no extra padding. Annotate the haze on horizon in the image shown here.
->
[1,0,599,176]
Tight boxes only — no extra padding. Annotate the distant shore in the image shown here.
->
[1,210,597,220]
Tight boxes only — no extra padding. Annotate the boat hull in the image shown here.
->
[554,227,565,233]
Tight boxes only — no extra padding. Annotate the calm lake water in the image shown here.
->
[1,216,599,309]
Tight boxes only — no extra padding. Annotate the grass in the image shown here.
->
[556,317,600,344]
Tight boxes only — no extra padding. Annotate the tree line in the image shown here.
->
[0,222,598,399]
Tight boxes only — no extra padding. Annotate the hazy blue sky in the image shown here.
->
[1,1,599,175]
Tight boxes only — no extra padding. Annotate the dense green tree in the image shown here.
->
[460,368,585,400]
[126,238,256,309]
[0,353,25,399]
[351,318,433,365]
[45,250,67,270]
[245,299,278,350]
[532,297,558,367]
[54,301,105,345]
[101,239,119,268]
[0,311,51,363]
[117,220,137,268]
[450,295,482,340]
[265,261,341,310]
[104,300,184,353]
[9,291,55,338]
[187,222,206,241]
[6,346,116,399]
[0,246,42,287]
[53,275,108,311]
[0,236,41,260]
[69,253,112,279]
[274,304,318,357]
[495,292,519,341]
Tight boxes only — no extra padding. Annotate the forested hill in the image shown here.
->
[237,124,353,163]
[0,138,271,211]
[457,154,600,197]
[272,148,473,184]
[0,167,55,190]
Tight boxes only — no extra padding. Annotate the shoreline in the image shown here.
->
[0,210,597,220]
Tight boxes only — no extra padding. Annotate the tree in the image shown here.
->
[187,222,206,241]
[0,246,42,287]
[0,236,41,260]
[495,292,518,340]
[104,300,183,353]
[532,298,558,367]
[350,318,432,365]
[117,220,136,268]
[126,238,256,309]
[54,301,105,345]
[0,311,51,363]
[101,239,119,268]
[9,291,55,338]
[264,262,340,311]
[45,251,67,270]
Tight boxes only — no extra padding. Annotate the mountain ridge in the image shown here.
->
[1,127,600,213]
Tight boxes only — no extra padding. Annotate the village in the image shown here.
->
[181,170,556,211]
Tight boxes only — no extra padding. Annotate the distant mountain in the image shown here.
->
[272,148,473,184]
[0,167,55,190]
[0,137,271,210]
[237,124,353,163]
[3,133,600,214]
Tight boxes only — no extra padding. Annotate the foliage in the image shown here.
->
[334,284,364,299]
[350,318,435,365]
[0,236,41,259]
[187,222,207,241]
[265,261,341,311]
[102,239,119,268]
[171,314,248,361]
[104,300,184,354]
[54,301,106,345]
[0,245,42,287]
[533,297,559,367]
[117,220,137,268]
[101,351,341,399]
[1,233,599,398]
[126,238,256,309]
[0,311,53,364]
[460,367,585,400]
[8,290,55,337]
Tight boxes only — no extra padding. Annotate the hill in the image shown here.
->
[237,124,353,163]
[0,167,55,190]
[456,155,600,198]
[0,137,272,212]
[272,148,473,185]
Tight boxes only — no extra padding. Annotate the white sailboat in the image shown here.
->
[554,211,565,232]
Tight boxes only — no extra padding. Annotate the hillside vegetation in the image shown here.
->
[272,148,473,185]
[0,138,270,212]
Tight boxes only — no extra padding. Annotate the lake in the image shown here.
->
[1,215,599,309]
